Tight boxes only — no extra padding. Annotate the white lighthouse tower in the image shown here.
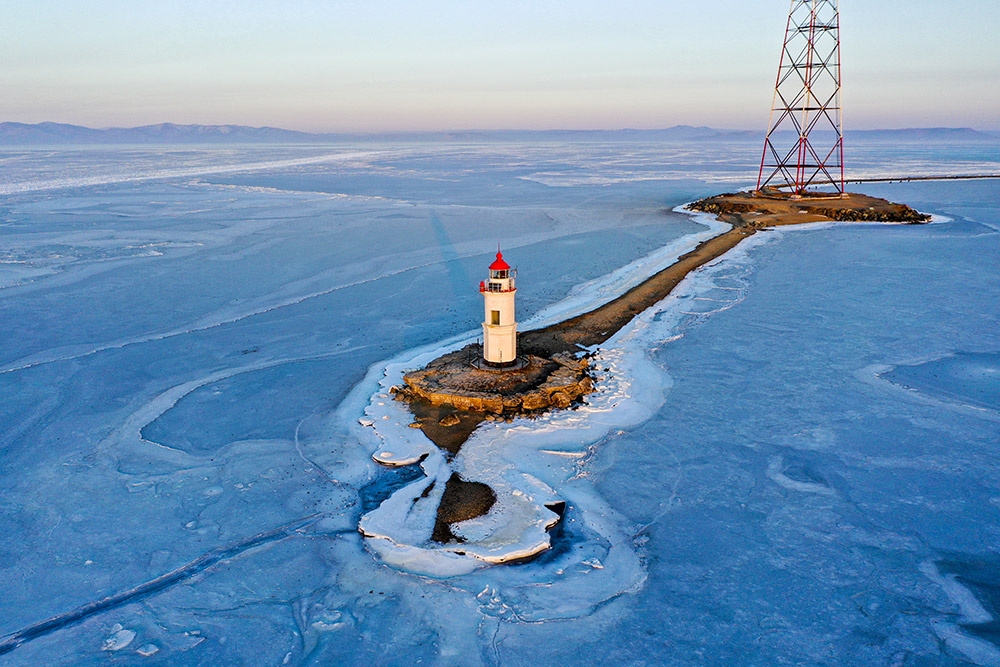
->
[480,249,517,366]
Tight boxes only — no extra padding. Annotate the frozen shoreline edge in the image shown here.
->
[343,202,943,581]
[348,204,732,577]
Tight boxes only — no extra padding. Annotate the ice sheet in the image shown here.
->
[2,141,1000,665]
[355,206,726,577]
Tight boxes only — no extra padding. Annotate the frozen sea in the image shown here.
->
[1,137,999,665]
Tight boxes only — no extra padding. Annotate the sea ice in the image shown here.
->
[101,625,136,652]
[2,140,999,665]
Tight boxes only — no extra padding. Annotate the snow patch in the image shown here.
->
[135,643,159,657]
[101,624,136,652]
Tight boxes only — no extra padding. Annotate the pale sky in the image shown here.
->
[3,1,998,132]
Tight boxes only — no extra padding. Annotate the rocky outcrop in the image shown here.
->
[688,190,931,226]
[393,346,594,417]
[383,188,931,546]
[813,206,930,223]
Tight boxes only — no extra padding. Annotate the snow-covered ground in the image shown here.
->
[1,139,999,665]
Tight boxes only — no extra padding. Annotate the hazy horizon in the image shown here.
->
[5,1,999,133]
[4,120,998,136]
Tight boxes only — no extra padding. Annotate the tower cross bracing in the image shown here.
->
[757,0,845,194]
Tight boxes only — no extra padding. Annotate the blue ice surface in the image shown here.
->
[0,138,999,665]
[883,353,1000,413]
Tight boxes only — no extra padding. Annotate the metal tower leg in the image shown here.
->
[757,0,845,195]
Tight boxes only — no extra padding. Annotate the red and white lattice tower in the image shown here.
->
[757,0,845,194]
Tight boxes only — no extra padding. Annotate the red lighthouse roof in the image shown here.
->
[489,251,510,271]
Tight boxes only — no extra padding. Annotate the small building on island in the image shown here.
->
[480,250,517,366]
[395,244,594,415]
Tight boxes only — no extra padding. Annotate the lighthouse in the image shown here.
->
[480,249,517,366]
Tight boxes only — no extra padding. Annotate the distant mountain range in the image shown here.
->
[0,121,996,145]
[852,127,999,142]
[0,122,759,144]
[0,122,318,145]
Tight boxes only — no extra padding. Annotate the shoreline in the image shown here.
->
[392,221,757,455]
[365,190,930,565]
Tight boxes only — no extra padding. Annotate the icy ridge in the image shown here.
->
[0,150,382,196]
[356,208,729,569]
[347,208,780,619]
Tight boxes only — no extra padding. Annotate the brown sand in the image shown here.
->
[521,191,925,357]
[519,225,755,357]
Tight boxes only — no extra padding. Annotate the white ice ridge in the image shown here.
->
[354,307,667,589]
[0,150,383,196]
[519,205,729,331]
[357,207,727,562]
[351,206,770,622]
[0,202,706,378]
[920,561,1000,666]
[859,359,1000,425]
[518,171,753,187]
[353,211,883,588]
[356,207,902,618]
[766,456,836,496]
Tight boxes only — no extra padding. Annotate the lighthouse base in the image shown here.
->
[473,355,528,371]
[394,345,593,417]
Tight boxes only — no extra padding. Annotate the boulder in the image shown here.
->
[549,391,572,408]
[438,414,461,427]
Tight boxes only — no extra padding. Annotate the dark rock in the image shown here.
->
[438,414,461,427]
[433,474,497,543]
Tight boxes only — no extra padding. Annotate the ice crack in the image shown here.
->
[0,514,342,657]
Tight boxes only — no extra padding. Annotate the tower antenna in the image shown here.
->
[757,0,845,195]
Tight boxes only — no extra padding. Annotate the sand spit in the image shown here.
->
[383,190,929,550]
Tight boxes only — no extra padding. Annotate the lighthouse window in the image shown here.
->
[491,310,500,325]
